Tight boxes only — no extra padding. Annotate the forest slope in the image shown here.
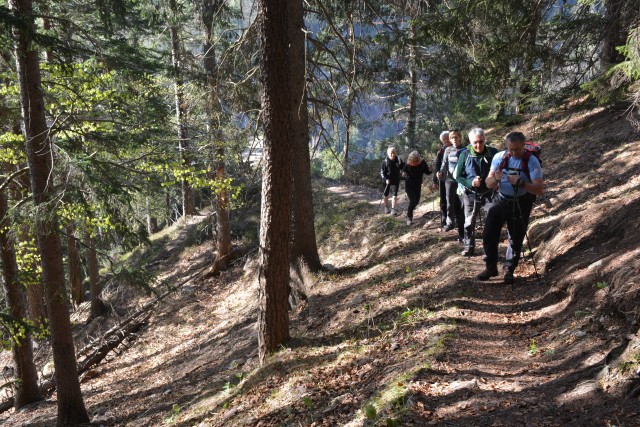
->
[1,98,640,426]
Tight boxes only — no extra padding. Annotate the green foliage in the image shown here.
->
[615,38,640,80]
[618,351,640,375]
[399,306,433,325]
[105,265,156,296]
[15,238,42,287]
[311,150,345,180]
[596,281,608,289]
[0,312,50,350]
[529,339,538,355]
[163,403,181,424]
[581,74,630,106]
[0,133,25,165]
[363,403,377,419]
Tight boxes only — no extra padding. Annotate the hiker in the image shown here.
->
[439,129,466,241]
[432,131,451,227]
[477,131,544,284]
[454,127,498,257]
[380,146,404,215]
[402,151,431,225]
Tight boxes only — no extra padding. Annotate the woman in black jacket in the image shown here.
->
[380,146,404,215]
[402,151,431,225]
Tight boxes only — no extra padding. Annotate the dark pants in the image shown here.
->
[460,192,493,251]
[406,185,421,220]
[383,182,400,197]
[482,193,535,272]
[438,180,447,226]
[445,180,464,239]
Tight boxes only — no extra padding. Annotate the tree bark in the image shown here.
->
[287,0,321,272]
[66,224,84,307]
[0,189,42,409]
[86,234,107,319]
[170,0,195,217]
[202,0,234,274]
[600,0,627,70]
[145,196,159,234]
[406,16,418,151]
[8,0,90,422]
[257,0,292,365]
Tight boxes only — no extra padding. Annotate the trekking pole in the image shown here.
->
[438,177,444,226]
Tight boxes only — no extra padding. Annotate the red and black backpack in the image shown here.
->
[498,141,541,179]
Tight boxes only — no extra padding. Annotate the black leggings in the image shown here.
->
[405,185,421,219]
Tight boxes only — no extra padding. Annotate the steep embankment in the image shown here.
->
[1,99,639,426]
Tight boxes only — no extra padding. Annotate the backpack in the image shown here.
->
[498,140,541,179]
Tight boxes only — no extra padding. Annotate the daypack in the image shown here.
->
[498,140,541,179]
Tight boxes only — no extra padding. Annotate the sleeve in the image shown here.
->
[439,149,449,176]
[454,151,472,189]
[490,151,504,172]
[433,149,442,184]
[380,159,387,180]
[423,160,431,175]
[528,156,543,180]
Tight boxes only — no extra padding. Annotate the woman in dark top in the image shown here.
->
[402,151,432,225]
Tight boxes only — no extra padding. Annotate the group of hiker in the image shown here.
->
[380,128,544,285]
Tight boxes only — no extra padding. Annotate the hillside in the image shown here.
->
[1,98,640,426]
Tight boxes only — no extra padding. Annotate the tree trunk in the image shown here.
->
[202,0,234,274]
[8,0,90,422]
[406,18,418,151]
[146,197,159,235]
[600,0,627,70]
[257,0,292,365]
[66,224,84,307]
[287,0,321,272]
[25,264,48,325]
[342,7,356,177]
[170,0,194,217]
[517,0,545,113]
[0,189,42,409]
[86,234,107,319]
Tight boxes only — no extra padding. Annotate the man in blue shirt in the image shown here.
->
[477,132,544,284]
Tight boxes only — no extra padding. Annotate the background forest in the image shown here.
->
[1,0,640,425]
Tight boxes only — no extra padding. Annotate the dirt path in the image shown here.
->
[325,181,638,426]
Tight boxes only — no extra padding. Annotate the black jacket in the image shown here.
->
[433,145,447,185]
[380,156,404,185]
[403,160,431,189]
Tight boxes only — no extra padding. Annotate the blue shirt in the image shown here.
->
[491,151,543,197]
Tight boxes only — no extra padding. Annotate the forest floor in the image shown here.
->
[2,97,640,426]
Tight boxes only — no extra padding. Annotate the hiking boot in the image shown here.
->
[391,208,396,215]
[503,270,515,285]
[385,205,391,214]
[461,248,474,257]
[476,265,499,281]
[406,219,413,226]
[443,224,453,232]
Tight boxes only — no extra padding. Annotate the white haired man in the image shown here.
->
[380,146,404,215]
[432,131,451,227]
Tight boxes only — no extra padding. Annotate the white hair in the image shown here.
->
[468,127,485,140]
[407,151,421,164]
[387,146,396,157]
[439,131,449,141]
